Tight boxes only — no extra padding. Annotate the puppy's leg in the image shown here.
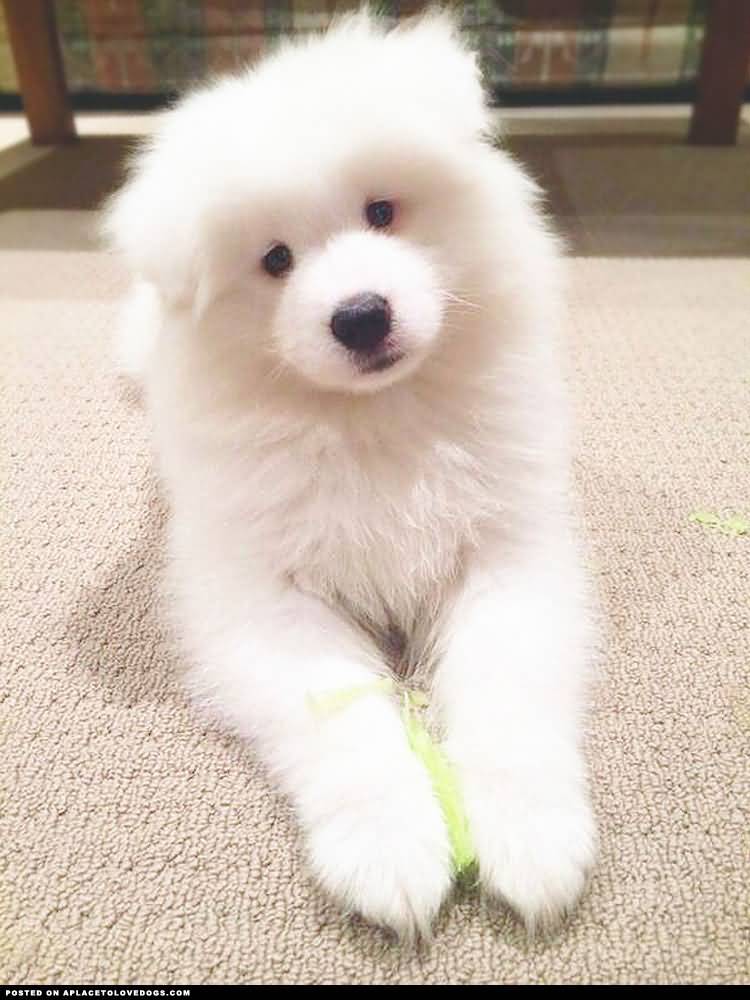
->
[179,571,452,938]
[113,280,160,382]
[434,536,596,929]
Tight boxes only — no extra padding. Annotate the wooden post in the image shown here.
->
[2,0,76,144]
[689,0,750,145]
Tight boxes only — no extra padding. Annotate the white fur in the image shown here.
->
[105,10,596,938]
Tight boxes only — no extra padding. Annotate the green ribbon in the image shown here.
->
[308,680,476,877]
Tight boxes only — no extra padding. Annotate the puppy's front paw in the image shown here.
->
[463,771,596,930]
[305,773,453,939]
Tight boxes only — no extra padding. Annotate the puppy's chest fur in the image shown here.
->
[240,409,505,671]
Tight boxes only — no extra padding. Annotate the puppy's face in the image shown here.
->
[107,15,505,395]
[266,186,445,395]
[204,130,480,394]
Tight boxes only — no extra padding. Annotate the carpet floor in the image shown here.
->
[1,116,749,984]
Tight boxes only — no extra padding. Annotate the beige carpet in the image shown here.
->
[1,119,749,985]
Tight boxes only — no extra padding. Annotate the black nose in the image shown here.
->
[330,293,391,352]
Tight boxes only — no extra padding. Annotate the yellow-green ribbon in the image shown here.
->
[308,680,476,877]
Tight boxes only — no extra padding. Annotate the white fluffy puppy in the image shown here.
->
[106,10,596,937]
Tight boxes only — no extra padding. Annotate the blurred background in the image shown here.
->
[0,1,720,108]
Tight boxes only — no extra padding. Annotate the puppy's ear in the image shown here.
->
[102,90,220,309]
[391,11,490,142]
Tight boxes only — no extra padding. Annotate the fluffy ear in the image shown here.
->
[390,11,491,142]
[103,162,178,308]
[101,88,223,308]
[103,146,196,307]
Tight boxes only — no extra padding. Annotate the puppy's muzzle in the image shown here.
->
[330,293,391,353]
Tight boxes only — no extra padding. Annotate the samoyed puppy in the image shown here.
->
[105,10,596,937]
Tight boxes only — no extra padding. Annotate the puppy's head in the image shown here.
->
[105,13,513,394]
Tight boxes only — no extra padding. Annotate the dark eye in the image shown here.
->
[262,242,293,277]
[366,199,394,229]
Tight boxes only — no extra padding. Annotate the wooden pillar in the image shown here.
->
[689,0,750,145]
[2,0,76,144]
